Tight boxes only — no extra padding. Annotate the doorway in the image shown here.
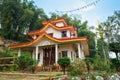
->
[43,47,55,66]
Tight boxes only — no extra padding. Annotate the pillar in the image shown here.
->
[78,43,81,58]
[18,49,21,57]
[40,50,43,65]
[35,46,39,60]
[55,44,58,64]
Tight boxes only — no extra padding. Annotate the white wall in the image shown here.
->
[45,26,72,38]
[45,27,61,38]
[58,44,77,61]
[55,22,64,27]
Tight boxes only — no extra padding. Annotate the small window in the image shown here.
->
[62,51,67,57]
[61,31,67,37]
[48,33,53,37]
[71,51,73,59]
[71,33,75,37]
[38,53,40,60]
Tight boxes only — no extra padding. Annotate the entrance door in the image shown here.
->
[43,47,55,66]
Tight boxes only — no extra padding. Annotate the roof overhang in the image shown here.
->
[9,32,87,48]
[28,23,75,36]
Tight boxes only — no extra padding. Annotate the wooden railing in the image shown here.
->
[0,56,17,66]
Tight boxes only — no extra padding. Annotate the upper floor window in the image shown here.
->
[71,33,75,37]
[48,33,53,37]
[55,22,64,27]
[61,31,67,37]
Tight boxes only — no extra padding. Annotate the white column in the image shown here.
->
[81,45,85,59]
[18,49,21,57]
[40,51,43,65]
[78,43,81,58]
[55,44,58,64]
[35,46,39,60]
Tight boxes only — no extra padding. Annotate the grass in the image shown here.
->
[0,74,2,77]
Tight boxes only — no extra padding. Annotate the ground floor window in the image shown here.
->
[62,51,67,57]
[38,53,40,60]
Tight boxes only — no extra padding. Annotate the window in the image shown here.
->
[38,53,40,60]
[62,51,67,57]
[71,51,73,59]
[48,33,53,37]
[71,33,75,37]
[61,31,67,37]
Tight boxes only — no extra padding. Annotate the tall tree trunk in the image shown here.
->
[115,52,118,61]
[63,66,66,75]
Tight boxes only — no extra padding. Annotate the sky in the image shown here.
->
[33,0,120,27]
[33,0,120,58]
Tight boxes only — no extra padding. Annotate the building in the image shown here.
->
[9,18,89,66]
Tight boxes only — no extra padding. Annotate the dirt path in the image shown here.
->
[0,72,62,80]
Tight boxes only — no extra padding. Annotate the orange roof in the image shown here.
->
[28,23,75,36]
[9,32,87,49]
[42,18,68,26]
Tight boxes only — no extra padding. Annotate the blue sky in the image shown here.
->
[34,0,120,27]
[33,0,120,58]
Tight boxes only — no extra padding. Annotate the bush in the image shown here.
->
[68,58,86,76]
[57,57,70,75]
[15,55,35,71]
[111,58,120,71]
[93,54,110,72]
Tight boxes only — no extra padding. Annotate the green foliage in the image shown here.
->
[57,57,70,75]
[84,57,94,73]
[111,58,120,71]
[0,0,48,41]
[15,55,35,71]
[102,10,120,60]
[93,54,110,72]
[0,49,15,64]
[109,42,120,60]
[68,59,86,76]
[31,60,38,73]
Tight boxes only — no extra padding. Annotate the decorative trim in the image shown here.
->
[28,23,75,36]
[9,32,87,49]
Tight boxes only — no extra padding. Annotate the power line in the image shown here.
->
[56,0,101,13]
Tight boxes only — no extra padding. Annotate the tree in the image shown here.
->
[109,42,120,60]
[0,0,48,41]
[102,10,120,60]
[57,57,70,75]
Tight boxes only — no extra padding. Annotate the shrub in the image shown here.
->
[68,58,86,76]
[15,55,34,71]
[111,58,120,71]
[93,54,111,72]
[57,57,70,75]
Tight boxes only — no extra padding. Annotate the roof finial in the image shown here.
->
[56,15,58,19]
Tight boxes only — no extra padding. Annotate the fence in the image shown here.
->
[0,56,17,66]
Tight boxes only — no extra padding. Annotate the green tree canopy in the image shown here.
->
[0,0,48,41]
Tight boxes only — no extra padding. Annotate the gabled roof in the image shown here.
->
[9,32,87,49]
[42,18,68,26]
[28,23,75,36]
